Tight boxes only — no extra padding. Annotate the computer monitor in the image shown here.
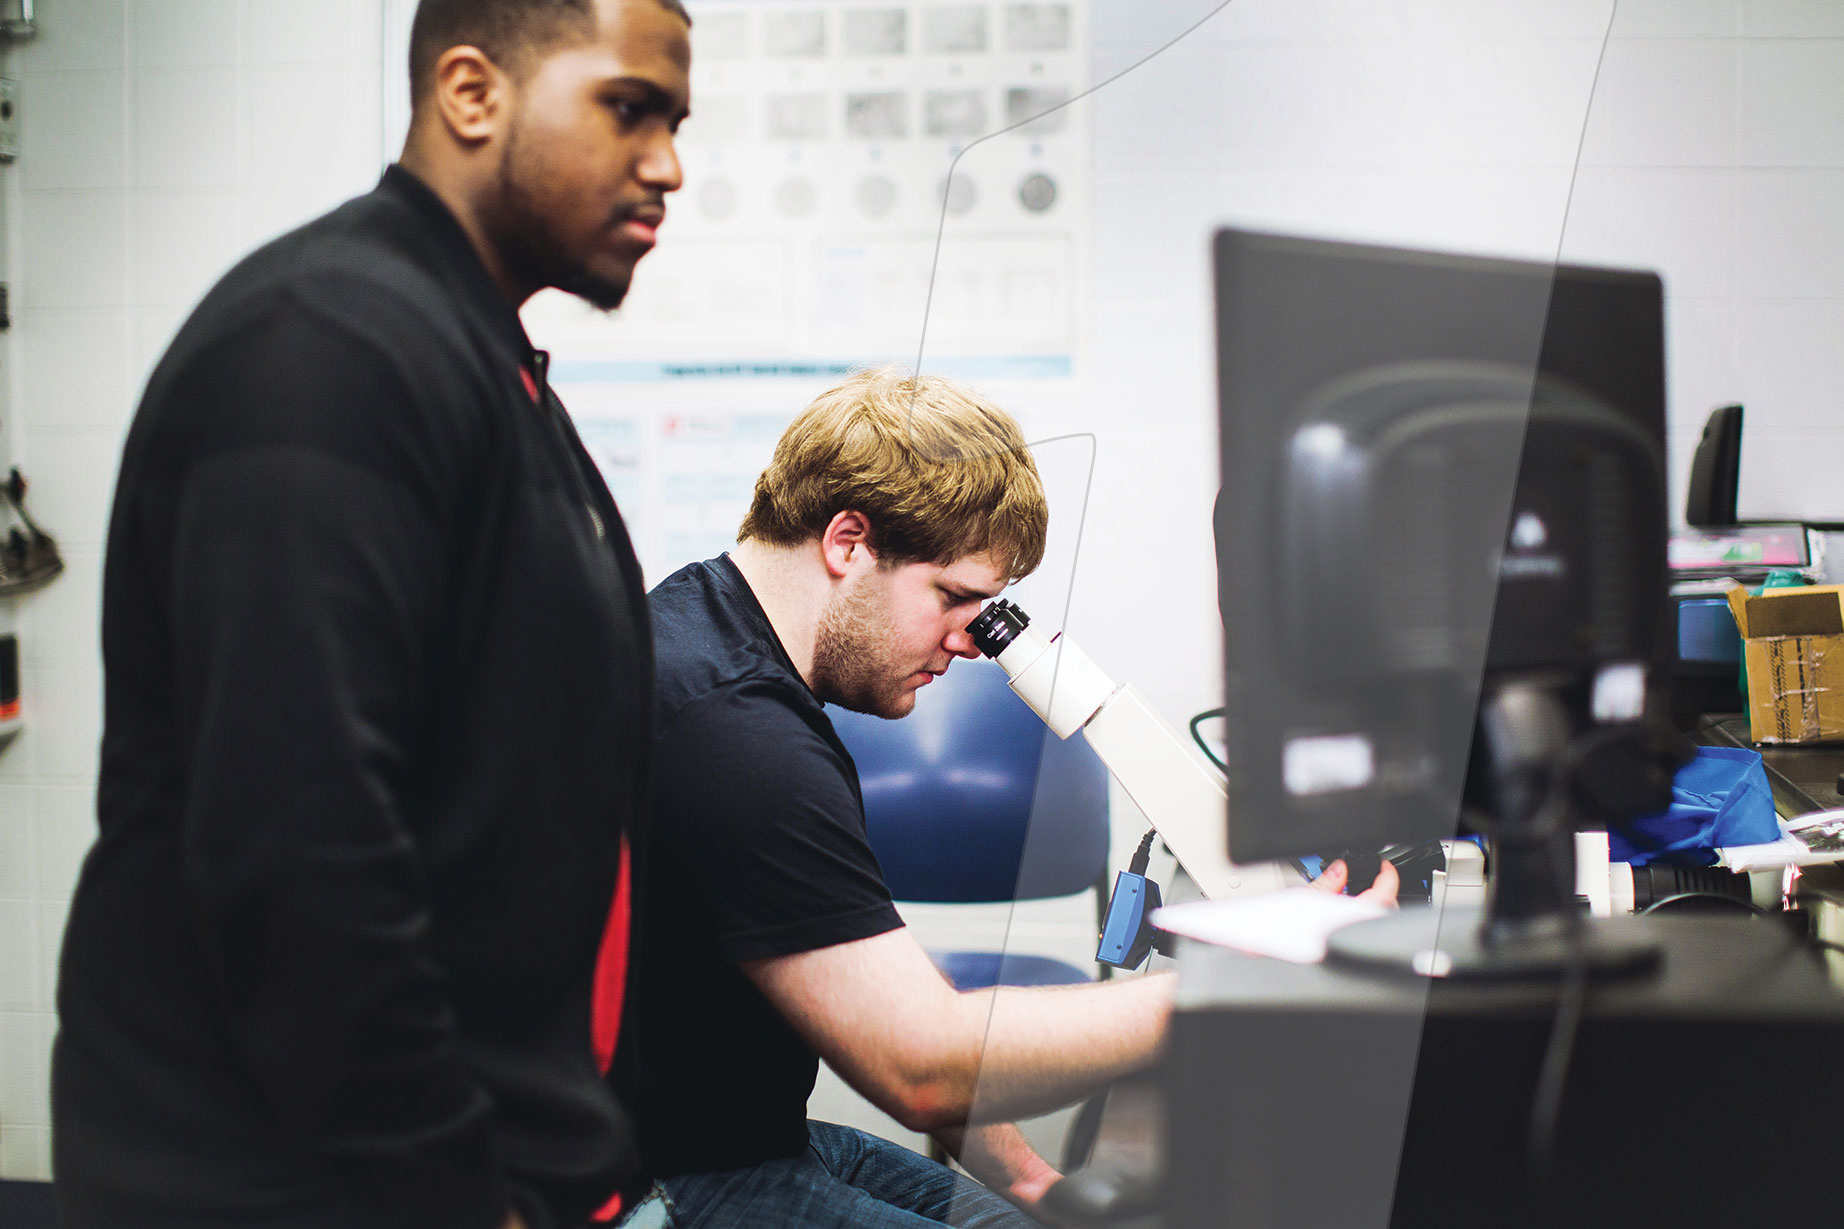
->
[1213,229,1684,975]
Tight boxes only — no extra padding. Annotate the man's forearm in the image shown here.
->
[947,972,1175,1122]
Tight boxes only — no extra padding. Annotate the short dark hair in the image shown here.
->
[409,0,689,104]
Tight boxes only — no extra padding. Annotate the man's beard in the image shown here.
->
[494,115,632,312]
[811,575,915,719]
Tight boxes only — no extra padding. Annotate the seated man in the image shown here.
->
[620,366,1395,1227]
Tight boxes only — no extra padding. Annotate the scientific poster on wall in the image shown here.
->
[384,0,1093,581]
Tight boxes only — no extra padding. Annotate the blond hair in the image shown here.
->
[738,366,1048,581]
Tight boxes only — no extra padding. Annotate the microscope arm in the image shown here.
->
[970,603,1295,901]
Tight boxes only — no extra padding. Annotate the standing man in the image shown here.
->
[625,367,1396,1227]
[52,3,689,1228]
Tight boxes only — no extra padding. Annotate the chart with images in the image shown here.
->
[382,0,1094,581]
[524,0,1094,377]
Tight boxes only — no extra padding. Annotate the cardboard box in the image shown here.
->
[1725,583,1844,744]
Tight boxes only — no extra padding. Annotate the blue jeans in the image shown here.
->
[640,1121,1039,1228]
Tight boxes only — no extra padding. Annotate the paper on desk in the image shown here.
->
[1719,809,1844,872]
[1152,889,1390,964]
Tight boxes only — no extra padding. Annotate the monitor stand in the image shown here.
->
[1327,906,1659,980]
[1331,679,1674,981]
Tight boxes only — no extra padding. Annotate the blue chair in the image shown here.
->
[829,658,1112,990]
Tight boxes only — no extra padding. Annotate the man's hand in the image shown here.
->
[935,1122,1064,1223]
[1309,857,1401,907]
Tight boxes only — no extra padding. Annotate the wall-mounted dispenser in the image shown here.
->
[1,0,37,41]
[0,632,20,743]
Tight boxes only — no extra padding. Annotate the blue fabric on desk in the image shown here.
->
[1609,745,1778,867]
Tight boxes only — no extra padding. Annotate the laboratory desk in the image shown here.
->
[1693,711,1844,971]
[1695,712,1844,815]
[1158,916,1844,1229]
[1059,723,1844,1227]
[1063,913,1844,1229]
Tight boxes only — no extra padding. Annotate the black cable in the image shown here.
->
[1637,891,1770,917]
[1520,713,1695,1223]
[1127,829,1156,877]
[1527,918,1589,1227]
[1512,723,1630,1224]
[1188,707,1227,773]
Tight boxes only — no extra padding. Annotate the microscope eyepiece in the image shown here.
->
[968,599,1031,658]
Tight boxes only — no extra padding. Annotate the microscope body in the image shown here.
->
[973,602,1294,901]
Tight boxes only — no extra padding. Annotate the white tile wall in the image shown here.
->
[1610,0,1737,38]
[19,432,123,552]
[131,69,242,188]
[18,0,128,75]
[0,725,28,787]
[1460,0,1614,41]
[0,787,35,899]
[1578,39,1738,168]
[20,665,104,782]
[1664,297,1743,428]
[1734,170,1844,297]
[20,550,103,672]
[20,189,129,308]
[128,189,244,309]
[0,1012,52,1130]
[1431,41,1604,171]
[1164,0,1401,48]
[131,0,241,69]
[1733,299,1844,426]
[247,0,365,66]
[245,67,367,192]
[0,1121,52,1183]
[19,310,132,431]
[1737,40,1844,167]
[34,901,71,1016]
[0,905,41,1014]
[1561,169,1738,297]
[15,70,128,191]
[130,304,187,388]
[1739,0,1844,38]
[1739,426,1844,521]
[33,788,97,901]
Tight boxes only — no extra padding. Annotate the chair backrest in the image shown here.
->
[1685,403,1743,528]
[829,658,1111,903]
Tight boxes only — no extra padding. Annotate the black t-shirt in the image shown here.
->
[626,555,905,1178]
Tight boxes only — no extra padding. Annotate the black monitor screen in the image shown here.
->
[1215,229,1668,866]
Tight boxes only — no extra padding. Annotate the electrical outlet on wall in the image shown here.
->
[0,79,17,163]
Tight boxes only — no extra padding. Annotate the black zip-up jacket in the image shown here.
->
[53,165,652,1229]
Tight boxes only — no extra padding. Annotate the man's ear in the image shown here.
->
[430,45,510,146]
[819,510,876,579]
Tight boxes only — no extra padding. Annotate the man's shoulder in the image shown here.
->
[646,563,851,790]
[173,188,480,380]
[650,561,809,714]
[129,188,506,467]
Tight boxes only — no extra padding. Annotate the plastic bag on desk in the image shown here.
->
[1609,745,1779,867]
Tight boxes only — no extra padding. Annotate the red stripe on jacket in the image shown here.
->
[589,837,633,1223]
